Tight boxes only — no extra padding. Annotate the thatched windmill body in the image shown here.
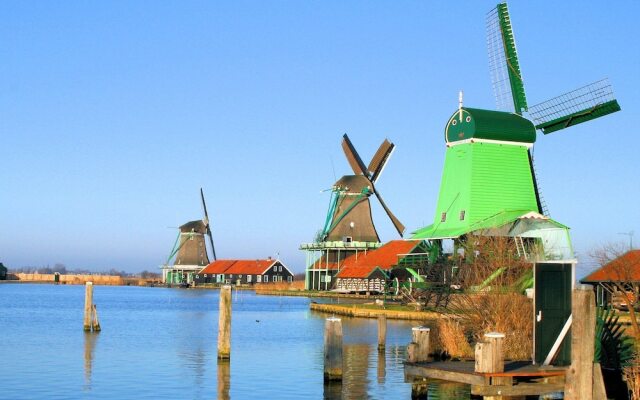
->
[302,134,405,290]
[161,189,217,285]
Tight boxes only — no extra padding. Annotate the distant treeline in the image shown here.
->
[8,263,161,279]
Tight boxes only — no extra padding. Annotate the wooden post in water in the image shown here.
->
[324,317,343,381]
[91,304,101,332]
[408,326,430,363]
[217,285,232,360]
[475,332,507,400]
[83,282,93,331]
[377,315,386,352]
[565,284,596,400]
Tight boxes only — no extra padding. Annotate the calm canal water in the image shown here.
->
[0,284,470,399]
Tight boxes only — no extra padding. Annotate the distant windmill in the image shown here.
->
[161,188,217,285]
[302,134,404,291]
[320,134,405,242]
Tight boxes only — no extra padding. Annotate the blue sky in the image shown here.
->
[1,1,638,276]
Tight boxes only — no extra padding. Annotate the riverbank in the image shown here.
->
[255,288,401,300]
[309,302,441,321]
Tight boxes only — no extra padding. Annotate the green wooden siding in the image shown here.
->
[414,142,538,239]
[445,108,536,144]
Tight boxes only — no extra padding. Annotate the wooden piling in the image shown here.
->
[83,282,93,331]
[565,284,596,400]
[377,315,386,352]
[324,317,343,381]
[217,285,232,360]
[475,333,505,374]
[408,326,430,363]
[475,332,507,400]
[91,304,101,332]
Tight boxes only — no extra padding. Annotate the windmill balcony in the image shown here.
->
[299,241,382,251]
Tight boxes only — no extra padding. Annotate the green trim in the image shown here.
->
[497,3,528,114]
[324,187,370,236]
[536,100,621,134]
[445,108,536,144]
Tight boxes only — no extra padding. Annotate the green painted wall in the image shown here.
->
[424,142,539,237]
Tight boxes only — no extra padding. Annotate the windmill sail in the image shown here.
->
[529,79,621,134]
[486,2,528,115]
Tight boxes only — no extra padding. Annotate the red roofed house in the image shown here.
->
[581,250,640,307]
[334,240,423,293]
[194,258,294,286]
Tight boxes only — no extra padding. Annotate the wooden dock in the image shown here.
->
[405,360,566,397]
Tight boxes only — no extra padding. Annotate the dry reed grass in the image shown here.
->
[254,280,305,292]
[435,317,473,359]
[441,236,533,360]
[625,360,640,400]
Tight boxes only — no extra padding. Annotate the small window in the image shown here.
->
[204,274,208,277]
[287,276,292,283]
[441,212,447,222]
[465,116,471,123]
[247,275,252,283]
[239,275,242,278]
[264,275,269,283]
[459,210,466,220]
[196,275,199,279]
[229,274,233,279]
[257,275,262,283]
[278,265,282,272]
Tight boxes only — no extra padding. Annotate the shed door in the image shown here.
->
[534,263,572,365]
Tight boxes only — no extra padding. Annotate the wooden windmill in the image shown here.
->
[320,134,405,243]
[161,188,217,285]
[302,134,405,290]
[412,2,621,366]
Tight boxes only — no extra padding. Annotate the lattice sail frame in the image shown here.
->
[486,3,528,115]
[529,79,621,134]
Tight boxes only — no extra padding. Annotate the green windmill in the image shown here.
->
[412,2,620,366]
[413,2,620,249]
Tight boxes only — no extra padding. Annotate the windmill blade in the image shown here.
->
[486,2,528,115]
[200,188,217,261]
[370,183,405,237]
[529,78,621,134]
[368,139,396,183]
[341,134,369,176]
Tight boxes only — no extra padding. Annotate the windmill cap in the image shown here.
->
[445,107,536,145]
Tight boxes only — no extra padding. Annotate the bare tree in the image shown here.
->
[589,242,640,339]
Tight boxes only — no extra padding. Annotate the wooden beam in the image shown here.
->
[471,382,565,396]
[405,363,487,386]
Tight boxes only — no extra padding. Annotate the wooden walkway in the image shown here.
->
[405,361,567,397]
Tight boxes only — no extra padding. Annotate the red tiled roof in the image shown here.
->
[582,250,640,282]
[199,259,276,275]
[200,260,237,274]
[308,255,340,271]
[336,240,421,278]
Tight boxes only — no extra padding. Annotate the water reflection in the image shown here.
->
[376,350,386,384]
[343,344,370,399]
[217,361,230,400]
[83,332,98,391]
[323,380,342,400]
